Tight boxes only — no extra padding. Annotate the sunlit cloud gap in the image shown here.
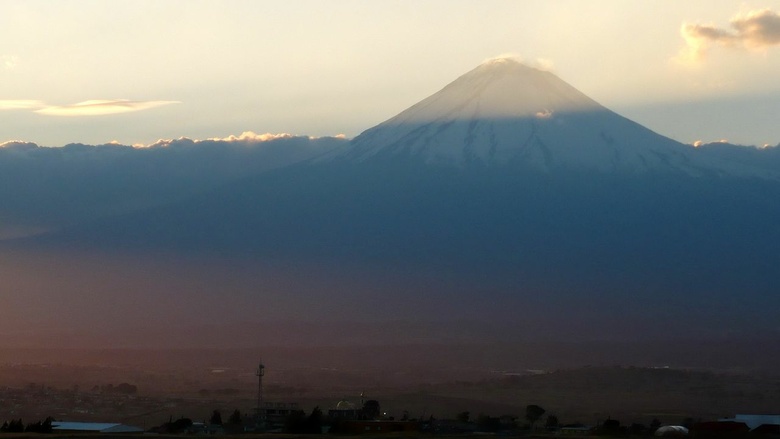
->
[678,8,780,64]
[35,100,179,116]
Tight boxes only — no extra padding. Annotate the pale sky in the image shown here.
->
[2,0,780,147]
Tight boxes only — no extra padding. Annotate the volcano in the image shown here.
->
[4,58,780,346]
[341,58,773,178]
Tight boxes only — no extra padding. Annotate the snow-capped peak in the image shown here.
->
[377,58,602,125]
[335,58,778,179]
[343,58,677,170]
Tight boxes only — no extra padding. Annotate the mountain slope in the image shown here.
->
[3,58,780,346]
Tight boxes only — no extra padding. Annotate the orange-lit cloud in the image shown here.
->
[35,99,179,116]
[142,132,303,148]
[678,8,780,64]
[0,140,38,149]
[535,109,554,119]
[208,131,295,142]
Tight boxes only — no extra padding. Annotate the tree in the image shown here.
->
[601,418,622,436]
[162,417,193,434]
[210,410,223,425]
[307,406,323,433]
[222,409,244,434]
[228,409,242,425]
[476,414,501,432]
[525,405,546,429]
[8,419,25,433]
[630,423,647,435]
[362,400,381,420]
[545,415,559,429]
[456,411,470,423]
[283,407,321,434]
[284,410,308,434]
[24,416,54,433]
[41,417,53,433]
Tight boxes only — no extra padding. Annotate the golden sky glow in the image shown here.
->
[1,1,780,146]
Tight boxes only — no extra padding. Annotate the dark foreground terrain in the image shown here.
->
[2,344,780,429]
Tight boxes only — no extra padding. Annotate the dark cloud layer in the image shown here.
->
[0,134,346,238]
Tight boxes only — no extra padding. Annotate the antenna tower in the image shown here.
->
[255,362,265,419]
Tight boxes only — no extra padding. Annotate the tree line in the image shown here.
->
[0,417,54,433]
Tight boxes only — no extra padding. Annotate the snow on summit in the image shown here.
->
[397,57,604,120]
[343,58,778,179]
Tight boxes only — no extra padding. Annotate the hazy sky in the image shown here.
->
[2,0,780,147]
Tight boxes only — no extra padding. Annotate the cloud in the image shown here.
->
[733,9,780,48]
[0,140,39,149]
[35,99,179,116]
[1,99,179,116]
[484,53,524,63]
[139,132,349,150]
[207,131,296,143]
[143,132,297,149]
[680,23,738,62]
[678,8,780,63]
[483,54,556,72]
[1,55,18,70]
[535,109,554,119]
[0,134,347,238]
[0,100,46,110]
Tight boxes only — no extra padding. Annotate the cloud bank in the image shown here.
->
[0,133,348,237]
[679,8,780,63]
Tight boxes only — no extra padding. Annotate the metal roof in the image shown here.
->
[52,422,144,433]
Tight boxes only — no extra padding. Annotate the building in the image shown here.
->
[257,401,300,430]
[328,400,361,420]
[559,425,596,435]
[721,415,780,431]
[335,420,419,434]
[52,422,144,434]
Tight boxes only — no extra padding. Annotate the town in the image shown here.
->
[3,361,780,438]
